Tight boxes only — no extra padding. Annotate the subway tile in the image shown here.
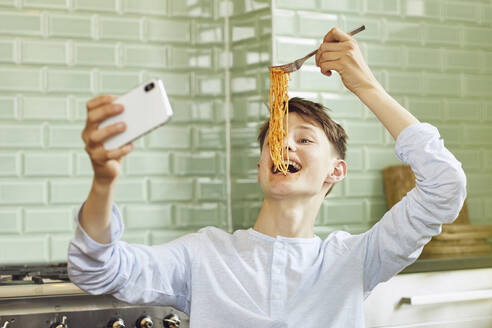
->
[47,70,92,93]
[170,99,215,122]
[121,231,149,244]
[0,39,15,63]
[444,49,481,72]
[49,14,92,38]
[75,152,92,176]
[150,178,194,201]
[195,74,224,96]
[463,75,492,98]
[50,180,91,204]
[343,121,384,145]
[0,124,43,148]
[74,43,116,66]
[231,17,256,42]
[195,126,226,149]
[0,208,21,233]
[24,152,72,176]
[298,66,342,91]
[404,0,441,18]
[322,199,365,225]
[422,72,461,96]
[445,99,482,122]
[99,72,140,93]
[406,97,443,121]
[423,24,461,46]
[467,198,484,223]
[196,177,226,200]
[0,181,47,205]
[73,0,117,12]
[434,123,463,146]
[22,40,67,65]
[175,203,220,227]
[366,44,403,68]
[275,37,317,65]
[0,236,49,264]
[452,149,482,172]
[320,0,361,13]
[232,75,258,93]
[345,173,384,197]
[170,0,212,17]
[467,173,492,196]
[150,230,192,245]
[365,147,401,171]
[49,125,84,148]
[0,152,20,176]
[24,207,73,232]
[24,0,68,9]
[147,126,192,149]
[367,199,387,222]
[273,9,296,36]
[0,0,16,6]
[385,71,422,95]
[170,47,212,68]
[486,103,492,122]
[144,72,190,96]
[406,47,442,70]
[126,205,173,229]
[0,11,41,36]
[320,94,365,119]
[231,96,265,122]
[195,21,223,44]
[484,150,492,170]
[122,0,167,16]
[23,96,69,121]
[482,4,492,25]
[463,126,492,146]
[230,149,260,175]
[231,125,258,147]
[0,96,17,119]
[125,152,170,175]
[345,147,364,171]
[114,180,147,202]
[147,18,190,42]
[297,12,338,38]
[231,178,262,200]
[443,2,479,22]
[275,0,317,10]
[124,44,167,68]
[100,17,141,41]
[342,17,382,41]
[365,0,399,15]
[51,235,72,262]
[231,0,269,15]
[0,68,42,91]
[173,152,217,175]
[385,21,422,44]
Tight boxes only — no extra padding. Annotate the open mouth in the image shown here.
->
[271,160,302,174]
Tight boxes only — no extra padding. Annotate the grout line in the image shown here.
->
[224,3,233,234]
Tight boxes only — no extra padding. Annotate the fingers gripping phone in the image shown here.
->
[100,78,173,150]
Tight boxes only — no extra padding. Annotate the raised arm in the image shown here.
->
[315,27,419,139]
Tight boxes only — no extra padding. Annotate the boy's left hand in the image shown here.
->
[315,27,381,96]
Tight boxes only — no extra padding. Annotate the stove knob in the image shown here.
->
[2,321,10,328]
[163,313,181,328]
[135,315,153,328]
[107,318,126,328]
[50,315,68,328]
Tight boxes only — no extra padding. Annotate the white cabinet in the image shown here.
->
[364,268,492,327]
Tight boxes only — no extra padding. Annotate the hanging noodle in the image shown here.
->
[269,67,290,175]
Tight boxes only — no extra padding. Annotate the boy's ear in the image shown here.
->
[325,159,347,184]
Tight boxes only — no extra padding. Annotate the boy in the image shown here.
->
[68,28,466,327]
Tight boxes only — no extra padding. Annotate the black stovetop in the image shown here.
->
[0,263,69,285]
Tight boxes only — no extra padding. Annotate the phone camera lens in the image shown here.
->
[144,82,155,92]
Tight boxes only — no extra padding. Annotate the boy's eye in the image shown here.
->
[300,138,312,143]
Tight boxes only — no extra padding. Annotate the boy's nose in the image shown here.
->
[283,137,296,151]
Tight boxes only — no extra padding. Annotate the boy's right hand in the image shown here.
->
[81,95,134,185]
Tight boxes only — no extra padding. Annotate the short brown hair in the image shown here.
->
[257,97,348,195]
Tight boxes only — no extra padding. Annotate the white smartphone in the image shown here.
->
[100,78,173,150]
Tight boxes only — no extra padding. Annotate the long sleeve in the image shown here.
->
[362,122,467,295]
[67,204,198,314]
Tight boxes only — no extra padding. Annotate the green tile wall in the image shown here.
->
[1,0,491,264]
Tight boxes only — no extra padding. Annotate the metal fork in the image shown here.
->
[269,25,365,73]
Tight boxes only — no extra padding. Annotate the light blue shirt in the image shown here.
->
[68,123,467,328]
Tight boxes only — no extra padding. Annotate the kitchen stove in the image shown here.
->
[0,263,189,328]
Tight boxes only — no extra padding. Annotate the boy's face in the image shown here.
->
[257,112,346,199]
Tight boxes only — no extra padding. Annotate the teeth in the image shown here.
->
[283,160,301,171]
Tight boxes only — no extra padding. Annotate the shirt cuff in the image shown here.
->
[71,202,124,261]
